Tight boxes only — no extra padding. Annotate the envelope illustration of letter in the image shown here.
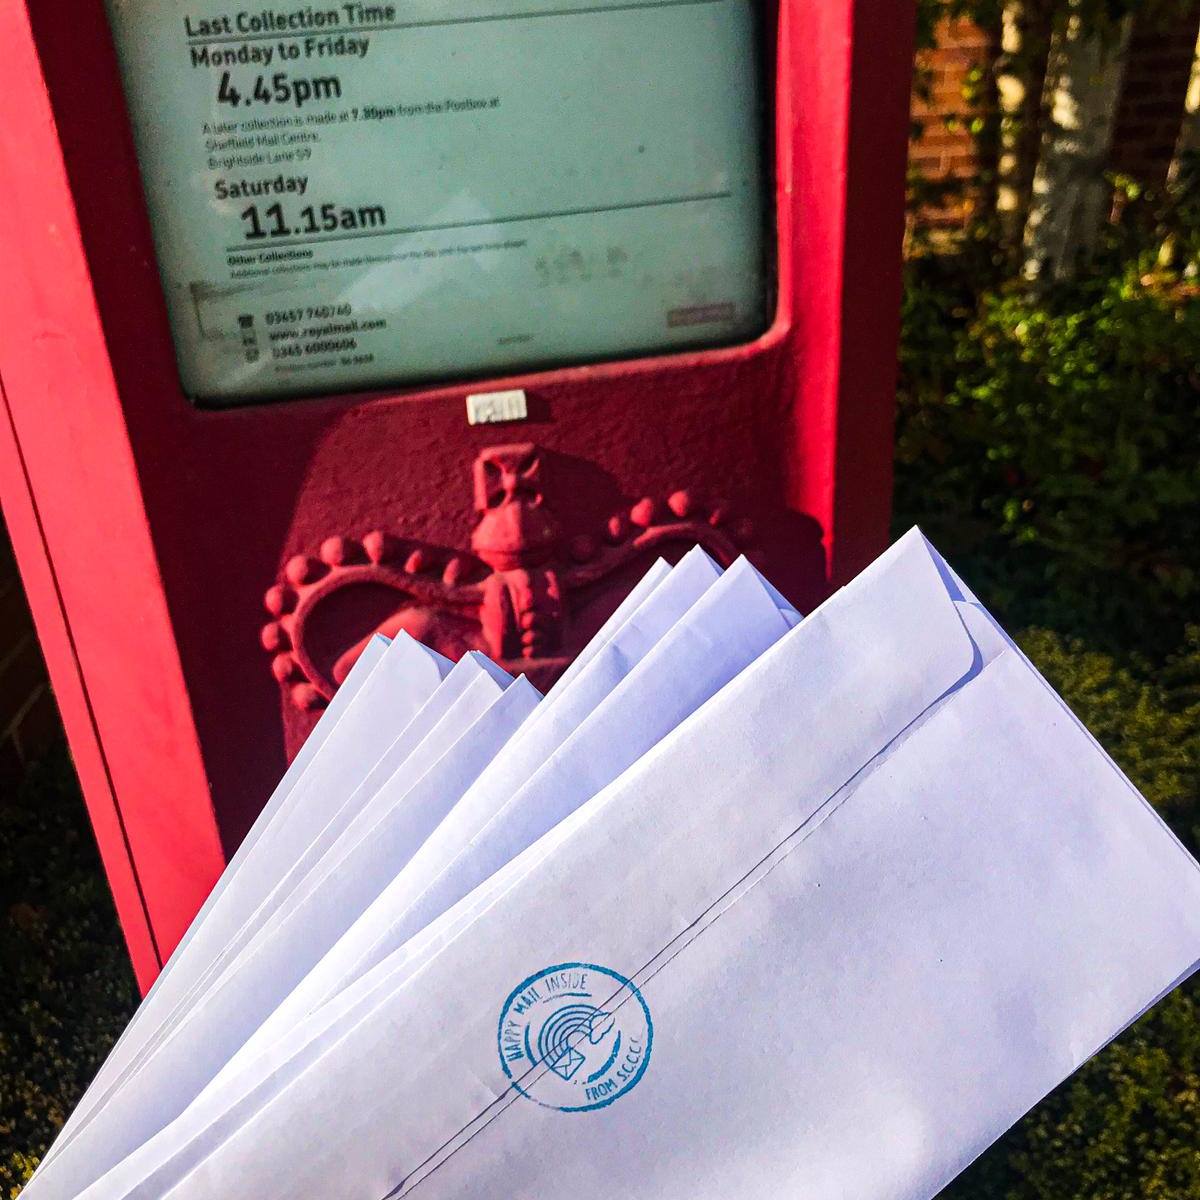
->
[536,1005,615,1081]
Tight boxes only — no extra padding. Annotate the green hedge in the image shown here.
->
[896,257,1200,657]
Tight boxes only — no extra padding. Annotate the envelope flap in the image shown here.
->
[673,527,984,812]
[808,525,980,717]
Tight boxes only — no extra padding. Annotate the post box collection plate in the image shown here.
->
[105,0,768,404]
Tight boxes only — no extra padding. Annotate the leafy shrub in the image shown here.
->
[896,257,1200,656]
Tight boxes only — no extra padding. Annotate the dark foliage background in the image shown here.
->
[1,757,137,1195]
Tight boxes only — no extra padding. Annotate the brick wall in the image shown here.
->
[910,17,996,228]
[911,8,1200,226]
[0,516,61,792]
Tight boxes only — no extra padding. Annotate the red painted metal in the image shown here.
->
[0,0,916,990]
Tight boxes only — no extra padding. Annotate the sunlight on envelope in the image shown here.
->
[41,532,1200,1200]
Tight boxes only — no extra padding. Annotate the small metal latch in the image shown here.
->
[466,389,529,426]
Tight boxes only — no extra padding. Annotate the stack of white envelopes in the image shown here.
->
[26,530,1200,1200]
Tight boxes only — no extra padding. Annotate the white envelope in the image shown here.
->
[140,652,513,1047]
[548,556,671,694]
[151,636,392,980]
[28,664,539,1200]
[526,544,721,735]
[379,548,722,904]
[258,554,800,1043]
[197,552,726,1104]
[97,654,515,1102]
[264,547,723,1004]
[81,556,800,1200]
[52,637,387,1107]
[131,531,1200,1200]
[38,633,450,1169]
[273,552,716,1032]
[59,639,391,1096]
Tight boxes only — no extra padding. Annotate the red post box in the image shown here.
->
[0,0,915,991]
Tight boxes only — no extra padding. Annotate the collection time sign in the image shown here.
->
[105,0,769,404]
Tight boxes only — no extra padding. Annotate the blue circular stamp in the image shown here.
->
[497,963,653,1112]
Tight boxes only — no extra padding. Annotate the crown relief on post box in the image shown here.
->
[261,444,759,709]
[102,0,770,404]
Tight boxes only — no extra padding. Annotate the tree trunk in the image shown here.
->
[973,12,1005,235]
[1169,25,1200,176]
[996,0,1055,255]
[1160,24,1200,268]
[1022,4,1132,282]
